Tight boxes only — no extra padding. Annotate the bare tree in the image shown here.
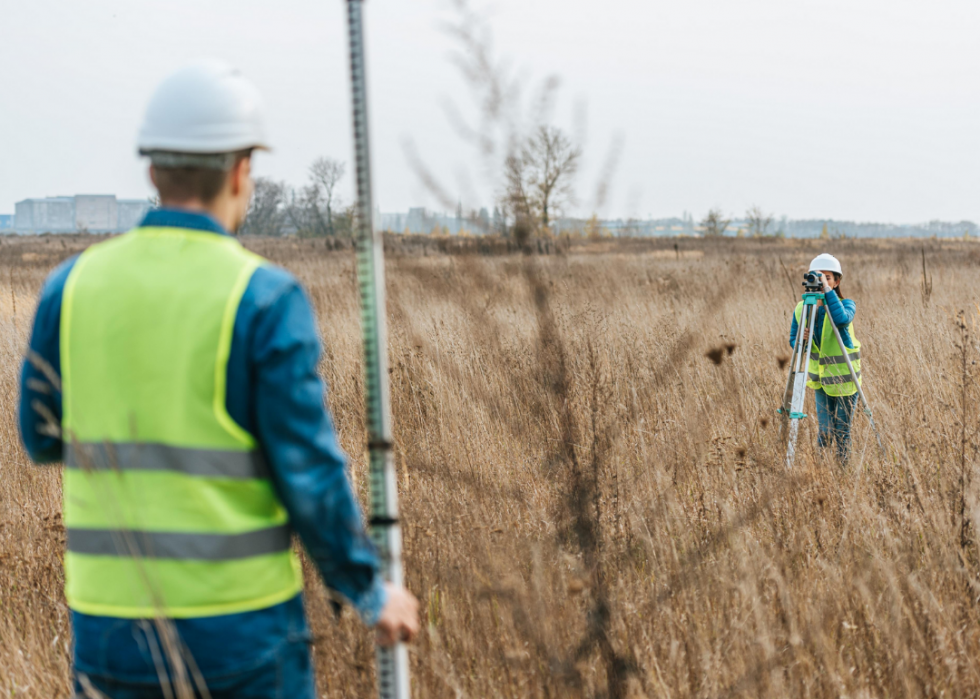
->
[503,152,534,236]
[240,177,286,236]
[746,205,773,237]
[524,126,580,230]
[502,125,579,236]
[308,157,346,236]
[491,205,506,234]
[700,208,730,238]
[402,1,599,240]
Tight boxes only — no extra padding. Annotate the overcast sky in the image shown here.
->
[2,0,978,222]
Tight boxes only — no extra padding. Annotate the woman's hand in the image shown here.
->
[817,272,833,293]
[801,327,810,342]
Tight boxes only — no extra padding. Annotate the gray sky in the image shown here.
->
[2,0,978,222]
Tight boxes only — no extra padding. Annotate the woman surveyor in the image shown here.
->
[788,253,862,464]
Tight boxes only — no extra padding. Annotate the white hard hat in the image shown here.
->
[809,253,843,276]
[138,60,270,166]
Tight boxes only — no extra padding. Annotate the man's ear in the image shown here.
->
[230,156,252,196]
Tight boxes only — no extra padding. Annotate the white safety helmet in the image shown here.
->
[138,60,270,169]
[809,253,843,277]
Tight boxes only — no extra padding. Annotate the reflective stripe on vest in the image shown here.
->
[821,372,861,385]
[61,227,302,619]
[819,351,861,366]
[66,443,270,480]
[67,525,291,560]
[794,300,862,397]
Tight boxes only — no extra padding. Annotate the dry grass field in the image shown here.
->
[3,233,980,698]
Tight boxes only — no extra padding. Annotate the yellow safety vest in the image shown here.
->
[61,226,302,618]
[794,299,862,398]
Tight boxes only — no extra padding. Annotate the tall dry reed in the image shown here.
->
[3,234,980,697]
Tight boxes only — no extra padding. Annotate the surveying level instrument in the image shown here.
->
[779,274,884,468]
[345,1,411,697]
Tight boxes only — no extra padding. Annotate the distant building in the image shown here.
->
[405,207,429,234]
[117,199,152,230]
[384,207,468,235]
[15,197,76,233]
[381,212,406,232]
[0,215,13,231]
[14,195,151,234]
[75,194,118,232]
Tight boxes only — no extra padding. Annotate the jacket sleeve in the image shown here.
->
[823,292,855,327]
[250,274,386,625]
[19,256,78,464]
[789,312,799,349]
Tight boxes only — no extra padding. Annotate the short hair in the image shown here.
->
[152,150,251,204]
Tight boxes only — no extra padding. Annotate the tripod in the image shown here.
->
[779,287,884,468]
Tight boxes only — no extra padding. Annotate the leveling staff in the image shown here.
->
[19,61,418,698]
[789,253,862,465]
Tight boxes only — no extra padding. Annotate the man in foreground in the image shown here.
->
[19,60,418,698]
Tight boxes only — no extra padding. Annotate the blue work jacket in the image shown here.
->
[19,209,386,670]
[789,290,857,350]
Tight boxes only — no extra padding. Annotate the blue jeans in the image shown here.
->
[72,594,315,699]
[814,389,857,464]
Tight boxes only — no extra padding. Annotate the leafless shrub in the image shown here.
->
[701,208,731,238]
[240,177,287,237]
[242,158,351,238]
[406,0,613,241]
[746,205,774,238]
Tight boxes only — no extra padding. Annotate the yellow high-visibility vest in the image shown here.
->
[61,226,302,618]
[794,299,862,398]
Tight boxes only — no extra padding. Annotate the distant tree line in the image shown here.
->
[701,206,777,238]
[242,124,584,239]
[240,157,354,237]
[698,207,980,240]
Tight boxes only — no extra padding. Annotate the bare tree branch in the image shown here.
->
[746,205,774,238]
[701,208,731,238]
[308,158,346,237]
[522,126,580,230]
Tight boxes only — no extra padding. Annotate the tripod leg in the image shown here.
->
[785,371,807,468]
[780,318,806,442]
[827,320,886,458]
[784,302,819,469]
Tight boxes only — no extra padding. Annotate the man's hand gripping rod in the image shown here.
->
[346,1,411,697]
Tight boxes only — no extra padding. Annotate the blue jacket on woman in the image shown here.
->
[789,290,856,350]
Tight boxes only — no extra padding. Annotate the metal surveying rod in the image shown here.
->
[345,1,411,697]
